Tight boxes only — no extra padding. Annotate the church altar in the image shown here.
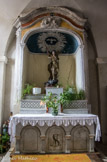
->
[9,113,101,153]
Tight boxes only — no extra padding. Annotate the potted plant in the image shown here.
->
[61,88,86,110]
[22,83,34,99]
[42,92,61,115]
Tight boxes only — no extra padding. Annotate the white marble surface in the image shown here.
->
[46,87,63,96]
[9,113,101,143]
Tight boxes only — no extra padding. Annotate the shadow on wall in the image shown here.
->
[85,22,100,116]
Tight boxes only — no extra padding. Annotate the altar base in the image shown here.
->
[9,114,101,154]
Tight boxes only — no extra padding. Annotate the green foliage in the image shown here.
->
[1,133,10,145]
[61,88,86,102]
[0,144,3,154]
[78,89,86,100]
[42,92,59,110]
[22,83,34,98]
[42,92,67,115]
[0,133,10,153]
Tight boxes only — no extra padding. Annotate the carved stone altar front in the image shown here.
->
[46,126,65,153]
[9,114,101,154]
[20,126,41,153]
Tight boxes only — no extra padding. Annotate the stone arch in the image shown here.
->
[21,26,84,88]
[20,7,86,30]
[21,27,83,48]
[71,125,90,152]
[20,125,41,153]
[20,28,85,92]
[13,7,87,113]
[46,125,65,153]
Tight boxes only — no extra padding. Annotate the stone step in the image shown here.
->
[63,109,88,114]
[20,108,46,114]
[24,94,45,100]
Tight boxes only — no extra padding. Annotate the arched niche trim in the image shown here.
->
[71,125,90,152]
[20,7,86,31]
[13,7,88,113]
[20,125,41,153]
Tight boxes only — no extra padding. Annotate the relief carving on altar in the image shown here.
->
[71,126,89,152]
[19,126,41,153]
[51,134,61,147]
[46,126,65,153]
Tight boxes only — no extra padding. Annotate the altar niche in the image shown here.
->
[22,30,84,93]
[23,46,76,93]
[13,7,87,114]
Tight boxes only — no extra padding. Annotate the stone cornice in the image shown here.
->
[18,7,87,30]
[0,56,8,64]
[96,57,107,64]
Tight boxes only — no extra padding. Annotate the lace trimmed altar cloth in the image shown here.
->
[9,113,101,143]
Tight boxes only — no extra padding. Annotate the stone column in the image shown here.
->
[0,56,8,132]
[75,45,85,91]
[15,136,20,154]
[89,134,95,152]
[13,26,25,114]
[40,135,46,153]
[65,135,71,153]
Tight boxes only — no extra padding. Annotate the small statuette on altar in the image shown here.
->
[32,87,41,95]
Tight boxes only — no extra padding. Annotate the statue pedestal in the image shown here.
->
[46,87,63,113]
[46,87,63,96]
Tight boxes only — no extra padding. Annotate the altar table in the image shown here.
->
[9,113,101,153]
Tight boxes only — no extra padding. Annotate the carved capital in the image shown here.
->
[96,57,107,64]
[40,135,46,140]
[15,136,20,140]
[89,134,95,139]
[65,135,71,139]
[20,42,25,48]
[16,27,21,37]
[0,56,8,64]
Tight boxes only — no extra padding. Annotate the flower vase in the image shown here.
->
[52,108,58,116]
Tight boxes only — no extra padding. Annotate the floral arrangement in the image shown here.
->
[42,92,67,115]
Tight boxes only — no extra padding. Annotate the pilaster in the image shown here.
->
[83,31,89,100]
[0,56,8,132]
[13,26,25,114]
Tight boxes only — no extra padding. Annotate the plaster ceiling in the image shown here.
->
[0,0,107,23]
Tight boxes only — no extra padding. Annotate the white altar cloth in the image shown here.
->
[9,113,101,143]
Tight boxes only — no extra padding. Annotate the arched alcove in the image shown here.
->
[22,28,84,92]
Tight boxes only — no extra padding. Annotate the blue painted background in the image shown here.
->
[26,32,78,54]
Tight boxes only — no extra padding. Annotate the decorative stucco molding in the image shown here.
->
[16,7,87,31]
[41,16,61,28]
[0,56,8,64]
